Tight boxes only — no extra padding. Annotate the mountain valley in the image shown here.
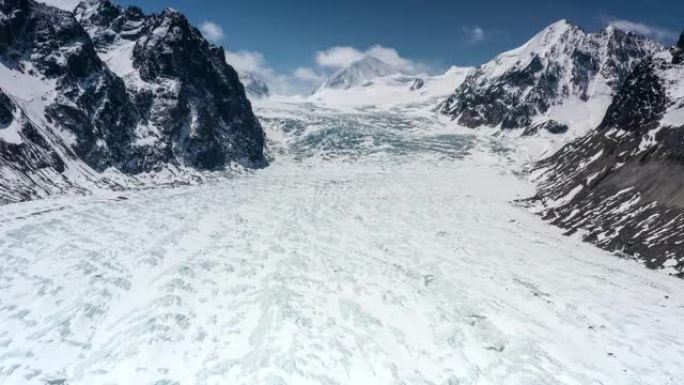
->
[1,1,683,384]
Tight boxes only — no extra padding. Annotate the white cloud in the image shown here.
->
[315,47,366,69]
[365,46,416,71]
[607,19,677,43]
[200,21,224,43]
[225,50,270,76]
[315,45,426,73]
[225,44,430,95]
[462,26,486,44]
[225,50,322,95]
[293,67,325,82]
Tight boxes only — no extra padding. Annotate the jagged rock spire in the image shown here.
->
[673,31,684,64]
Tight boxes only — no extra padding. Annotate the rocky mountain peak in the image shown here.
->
[318,56,401,91]
[597,57,667,134]
[75,0,147,50]
[440,20,662,133]
[76,0,265,169]
[409,78,424,91]
[673,31,684,64]
[531,19,583,43]
[0,0,266,203]
[74,0,119,20]
[160,7,182,18]
[531,26,684,274]
[1,0,101,77]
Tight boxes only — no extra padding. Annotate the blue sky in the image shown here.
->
[108,0,682,93]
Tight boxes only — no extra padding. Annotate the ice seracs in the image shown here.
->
[440,19,662,136]
[2,86,684,385]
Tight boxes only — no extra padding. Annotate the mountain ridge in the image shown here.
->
[440,19,662,136]
[0,0,265,204]
[529,32,684,276]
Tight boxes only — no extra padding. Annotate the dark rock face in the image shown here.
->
[0,87,70,204]
[75,0,265,170]
[672,32,684,64]
[0,0,266,204]
[410,78,424,91]
[530,44,684,277]
[0,90,13,126]
[1,0,139,171]
[0,0,132,202]
[522,120,569,136]
[598,58,668,134]
[440,20,660,133]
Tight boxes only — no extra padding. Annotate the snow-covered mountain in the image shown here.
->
[311,65,473,109]
[317,56,402,91]
[441,20,662,135]
[0,0,265,204]
[240,72,270,99]
[530,32,684,276]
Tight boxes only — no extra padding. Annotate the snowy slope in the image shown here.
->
[441,20,662,136]
[1,98,683,385]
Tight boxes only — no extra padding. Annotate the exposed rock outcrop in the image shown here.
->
[441,20,661,134]
[530,37,684,276]
[0,0,266,204]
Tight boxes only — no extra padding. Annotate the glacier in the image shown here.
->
[0,98,683,385]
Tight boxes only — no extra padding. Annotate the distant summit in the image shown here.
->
[311,65,472,108]
[317,56,402,91]
[240,72,270,99]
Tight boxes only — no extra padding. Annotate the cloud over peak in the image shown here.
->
[293,67,325,82]
[200,21,225,43]
[606,18,678,43]
[315,45,426,74]
[225,43,433,95]
[225,50,269,76]
[225,50,324,95]
[315,47,366,69]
